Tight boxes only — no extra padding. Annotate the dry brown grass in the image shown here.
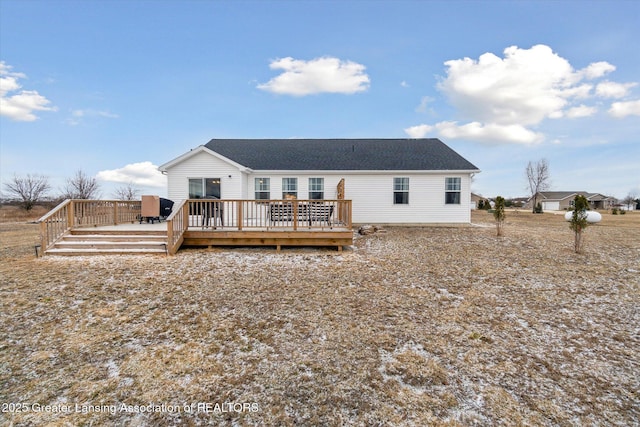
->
[1,208,639,426]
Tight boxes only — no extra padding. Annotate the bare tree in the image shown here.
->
[113,182,140,201]
[62,170,101,199]
[525,159,551,213]
[3,174,51,211]
[622,192,636,211]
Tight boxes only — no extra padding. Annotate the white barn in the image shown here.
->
[158,138,480,225]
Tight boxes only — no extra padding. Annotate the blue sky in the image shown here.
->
[1,0,639,200]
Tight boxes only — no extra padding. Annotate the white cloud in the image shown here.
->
[608,99,640,118]
[565,104,597,118]
[404,121,543,144]
[96,162,166,187]
[65,108,119,125]
[400,81,409,88]
[404,124,433,138]
[579,61,616,79]
[0,61,57,121]
[558,83,593,99]
[595,81,637,98]
[438,45,583,126]
[435,121,543,145]
[71,109,119,119]
[406,44,633,144]
[415,96,434,113]
[257,56,370,96]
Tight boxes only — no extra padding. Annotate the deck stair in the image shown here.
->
[45,229,168,256]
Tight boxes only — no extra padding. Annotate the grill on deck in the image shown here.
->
[140,196,174,223]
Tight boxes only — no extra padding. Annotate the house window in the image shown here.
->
[282,178,298,199]
[189,178,220,199]
[394,177,409,204]
[445,177,461,204]
[255,178,270,200]
[309,178,324,200]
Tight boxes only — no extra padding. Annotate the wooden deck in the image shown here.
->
[183,228,353,252]
[38,199,353,255]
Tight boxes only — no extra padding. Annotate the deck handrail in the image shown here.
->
[37,198,72,223]
[184,199,352,231]
[38,199,142,252]
[165,199,188,255]
[38,199,73,251]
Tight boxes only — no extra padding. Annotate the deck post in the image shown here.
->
[167,218,174,252]
[293,200,298,231]
[40,220,46,254]
[237,201,243,231]
[113,201,118,225]
[67,200,75,227]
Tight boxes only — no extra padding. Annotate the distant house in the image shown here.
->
[159,138,480,224]
[509,197,529,208]
[470,193,484,210]
[526,191,616,211]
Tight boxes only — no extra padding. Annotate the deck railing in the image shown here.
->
[165,199,188,255]
[38,199,142,251]
[185,199,352,231]
[38,198,352,254]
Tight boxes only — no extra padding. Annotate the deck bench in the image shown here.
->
[269,203,334,227]
[308,204,334,226]
[269,203,307,224]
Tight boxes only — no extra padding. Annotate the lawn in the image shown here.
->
[1,207,638,426]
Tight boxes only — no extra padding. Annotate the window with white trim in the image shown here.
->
[445,177,461,204]
[255,178,270,200]
[394,177,409,204]
[309,178,324,200]
[282,178,298,198]
[189,178,220,199]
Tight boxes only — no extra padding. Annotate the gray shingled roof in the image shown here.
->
[538,191,613,201]
[538,191,583,201]
[204,138,479,171]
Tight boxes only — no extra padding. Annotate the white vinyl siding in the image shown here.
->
[164,151,245,201]
[344,173,471,224]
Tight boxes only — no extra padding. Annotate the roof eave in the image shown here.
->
[248,169,481,174]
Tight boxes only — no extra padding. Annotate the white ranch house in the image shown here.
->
[158,138,480,225]
[37,138,480,255]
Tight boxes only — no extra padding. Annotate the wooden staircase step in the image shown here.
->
[70,230,167,236]
[44,229,169,256]
[63,234,167,242]
[45,248,167,256]
[54,241,166,249]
